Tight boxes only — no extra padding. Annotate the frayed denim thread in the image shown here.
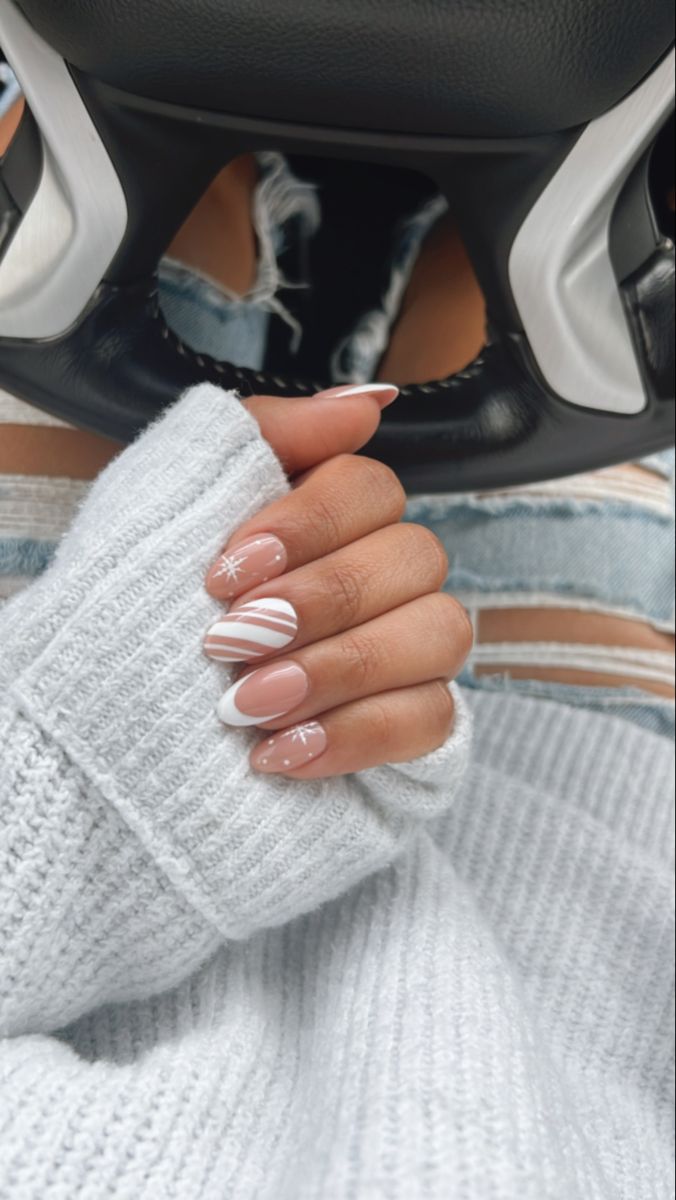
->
[159,153,321,370]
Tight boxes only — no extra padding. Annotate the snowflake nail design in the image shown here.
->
[290,723,323,746]
[206,534,288,599]
[213,552,248,584]
[251,721,328,773]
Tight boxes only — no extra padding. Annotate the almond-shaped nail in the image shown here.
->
[217,662,310,727]
[206,534,287,600]
[205,598,298,663]
[252,722,328,773]
[313,383,399,408]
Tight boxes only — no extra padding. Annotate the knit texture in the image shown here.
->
[0,386,673,1198]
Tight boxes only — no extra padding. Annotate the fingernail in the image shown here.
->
[206,534,287,600]
[204,598,298,663]
[251,722,328,773]
[217,662,309,727]
[313,383,399,408]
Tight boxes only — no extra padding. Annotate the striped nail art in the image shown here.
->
[204,598,299,663]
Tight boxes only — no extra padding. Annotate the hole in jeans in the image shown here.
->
[160,154,488,388]
[474,605,675,699]
[0,90,23,156]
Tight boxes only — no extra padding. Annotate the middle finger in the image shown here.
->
[206,520,449,662]
[203,522,448,664]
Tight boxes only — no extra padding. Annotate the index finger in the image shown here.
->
[206,453,407,601]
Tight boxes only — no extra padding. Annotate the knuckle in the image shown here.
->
[339,629,384,690]
[301,455,407,549]
[305,488,345,547]
[321,453,367,501]
[357,457,407,520]
[323,561,367,626]
[323,451,360,483]
[402,524,449,587]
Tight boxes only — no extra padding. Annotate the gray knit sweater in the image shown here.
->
[0,386,673,1200]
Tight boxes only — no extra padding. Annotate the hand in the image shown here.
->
[204,384,473,778]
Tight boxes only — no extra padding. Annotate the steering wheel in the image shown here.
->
[0,0,673,491]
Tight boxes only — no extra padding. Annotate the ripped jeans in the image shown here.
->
[410,467,675,738]
[158,153,676,739]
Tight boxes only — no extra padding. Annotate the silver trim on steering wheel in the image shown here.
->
[510,48,674,416]
[0,0,127,340]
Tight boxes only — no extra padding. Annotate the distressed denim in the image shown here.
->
[407,477,675,738]
[0,63,21,118]
[159,153,320,371]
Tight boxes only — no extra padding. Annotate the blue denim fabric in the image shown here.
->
[0,536,54,578]
[0,64,21,118]
[158,152,321,372]
[159,260,271,371]
[406,491,675,632]
[408,487,674,738]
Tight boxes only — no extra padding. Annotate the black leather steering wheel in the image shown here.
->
[0,0,673,491]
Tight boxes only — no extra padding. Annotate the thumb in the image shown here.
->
[242,383,398,476]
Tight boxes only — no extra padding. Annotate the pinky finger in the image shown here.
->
[250,680,455,779]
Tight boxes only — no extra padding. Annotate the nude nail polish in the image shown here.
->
[217,662,309,728]
[251,722,328,773]
[206,534,287,600]
[313,383,399,407]
[204,598,298,663]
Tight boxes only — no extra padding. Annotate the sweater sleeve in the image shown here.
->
[0,385,472,1035]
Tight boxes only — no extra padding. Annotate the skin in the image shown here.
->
[166,156,260,296]
[378,210,485,383]
[0,101,673,778]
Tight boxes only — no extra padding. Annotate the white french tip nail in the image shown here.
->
[317,383,399,401]
[217,676,286,728]
[334,383,395,397]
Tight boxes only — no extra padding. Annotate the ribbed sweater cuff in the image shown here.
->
[9,385,473,940]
